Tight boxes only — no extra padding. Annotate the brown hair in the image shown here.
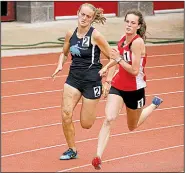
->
[78,3,106,25]
[125,9,147,40]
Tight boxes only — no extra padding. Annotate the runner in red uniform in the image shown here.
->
[112,34,146,91]
[92,9,163,170]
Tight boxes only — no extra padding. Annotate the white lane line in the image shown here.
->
[2,122,62,134]
[147,76,183,82]
[156,106,184,111]
[2,105,184,134]
[146,64,183,69]
[2,105,61,115]
[2,63,184,84]
[148,53,183,57]
[1,124,183,158]
[2,90,184,115]
[2,89,63,98]
[2,63,57,70]
[2,53,184,71]
[2,87,184,99]
[147,91,184,96]
[4,74,182,84]
[2,76,59,84]
[1,115,108,134]
[57,144,184,172]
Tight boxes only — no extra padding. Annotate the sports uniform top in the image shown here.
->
[69,27,102,81]
[111,34,147,91]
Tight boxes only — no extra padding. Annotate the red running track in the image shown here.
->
[1,44,184,172]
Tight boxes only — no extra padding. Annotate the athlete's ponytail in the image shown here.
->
[78,3,106,25]
[125,9,147,40]
[93,7,106,25]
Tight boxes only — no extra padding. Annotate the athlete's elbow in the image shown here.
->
[132,70,139,76]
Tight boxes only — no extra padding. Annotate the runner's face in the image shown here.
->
[78,6,94,27]
[124,14,140,35]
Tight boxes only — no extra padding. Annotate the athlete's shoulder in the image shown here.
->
[132,36,144,46]
[118,34,126,44]
[120,34,126,39]
[65,27,78,39]
[92,28,106,43]
[92,28,101,38]
[65,29,74,40]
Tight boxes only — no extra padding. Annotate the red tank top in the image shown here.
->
[111,34,147,91]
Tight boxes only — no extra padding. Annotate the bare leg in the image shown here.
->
[80,96,100,129]
[127,103,159,131]
[62,83,81,151]
[96,94,123,158]
[137,104,157,127]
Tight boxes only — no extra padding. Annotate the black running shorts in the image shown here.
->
[65,74,102,99]
[109,86,146,110]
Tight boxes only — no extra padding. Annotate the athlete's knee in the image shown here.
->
[81,121,93,129]
[104,117,114,127]
[106,114,116,124]
[127,124,137,131]
[81,124,93,129]
[62,109,73,125]
[127,117,139,131]
[62,115,72,125]
[80,112,95,129]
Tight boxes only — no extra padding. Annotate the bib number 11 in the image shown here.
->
[123,51,131,62]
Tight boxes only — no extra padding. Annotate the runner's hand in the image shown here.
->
[51,67,62,81]
[102,82,111,98]
[99,67,107,77]
[111,48,120,60]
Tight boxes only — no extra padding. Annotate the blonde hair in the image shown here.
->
[125,9,147,40]
[78,3,106,25]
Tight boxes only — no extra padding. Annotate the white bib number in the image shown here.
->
[93,86,101,97]
[122,50,131,62]
[82,36,90,47]
[137,98,144,108]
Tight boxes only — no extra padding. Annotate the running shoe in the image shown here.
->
[59,148,78,160]
[92,156,102,170]
[152,96,163,108]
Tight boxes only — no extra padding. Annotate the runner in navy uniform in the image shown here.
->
[67,26,103,99]
[52,3,114,160]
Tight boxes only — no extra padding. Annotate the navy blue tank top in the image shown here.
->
[69,27,102,81]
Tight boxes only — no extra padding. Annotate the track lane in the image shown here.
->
[2,54,183,82]
[1,92,184,131]
[2,78,183,113]
[70,146,183,172]
[2,44,184,172]
[2,44,183,68]
[2,97,183,155]
[2,125,183,172]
